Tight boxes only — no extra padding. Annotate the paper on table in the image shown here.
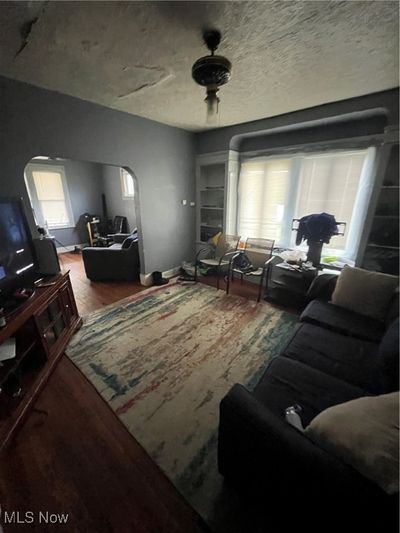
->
[0,338,16,362]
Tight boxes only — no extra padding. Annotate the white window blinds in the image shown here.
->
[294,151,368,250]
[238,158,292,243]
[121,169,135,198]
[236,148,374,259]
[25,164,74,229]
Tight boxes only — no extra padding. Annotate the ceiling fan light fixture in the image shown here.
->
[192,30,231,123]
[205,87,220,124]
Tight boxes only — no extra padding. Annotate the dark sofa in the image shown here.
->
[82,235,140,281]
[218,275,399,532]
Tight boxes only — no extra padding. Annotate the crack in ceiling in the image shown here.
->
[117,65,173,98]
[13,1,48,59]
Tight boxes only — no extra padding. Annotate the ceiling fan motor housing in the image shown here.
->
[192,55,232,88]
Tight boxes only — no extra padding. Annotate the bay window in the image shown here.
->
[237,148,375,260]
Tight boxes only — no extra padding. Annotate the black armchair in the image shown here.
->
[82,239,140,281]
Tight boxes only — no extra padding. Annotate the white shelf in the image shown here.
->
[200,188,225,192]
[200,224,223,228]
[200,206,223,210]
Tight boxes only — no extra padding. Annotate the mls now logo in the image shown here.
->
[0,505,68,527]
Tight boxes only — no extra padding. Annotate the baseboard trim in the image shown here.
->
[56,243,88,254]
[140,273,153,287]
[162,266,181,279]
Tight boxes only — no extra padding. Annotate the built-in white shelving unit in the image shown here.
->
[195,151,239,246]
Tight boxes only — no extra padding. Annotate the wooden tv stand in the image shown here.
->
[0,271,81,451]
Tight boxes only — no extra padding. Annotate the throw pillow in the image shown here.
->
[305,392,399,495]
[331,266,398,321]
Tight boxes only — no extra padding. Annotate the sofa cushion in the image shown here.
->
[305,392,400,495]
[282,324,380,393]
[301,300,385,342]
[253,357,368,426]
[378,319,400,393]
[331,266,398,321]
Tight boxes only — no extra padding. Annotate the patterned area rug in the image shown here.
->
[67,282,297,527]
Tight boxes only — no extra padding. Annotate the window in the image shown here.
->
[238,158,292,243]
[237,148,375,260]
[24,164,74,229]
[121,169,135,198]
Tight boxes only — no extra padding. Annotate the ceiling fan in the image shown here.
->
[192,30,232,125]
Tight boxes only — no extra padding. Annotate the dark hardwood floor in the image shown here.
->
[0,253,208,533]
[199,274,261,301]
[58,251,145,315]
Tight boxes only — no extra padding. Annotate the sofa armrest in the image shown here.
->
[307,273,338,301]
[218,384,379,496]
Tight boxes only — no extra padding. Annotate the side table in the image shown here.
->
[265,258,339,308]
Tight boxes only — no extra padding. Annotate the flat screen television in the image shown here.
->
[0,198,37,297]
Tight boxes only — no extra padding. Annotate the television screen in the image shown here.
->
[0,199,36,291]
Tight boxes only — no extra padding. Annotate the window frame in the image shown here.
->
[120,168,135,199]
[236,147,374,260]
[24,163,75,230]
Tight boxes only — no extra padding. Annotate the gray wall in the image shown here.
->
[25,158,103,247]
[102,165,136,232]
[196,89,399,153]
[0,75,196,275]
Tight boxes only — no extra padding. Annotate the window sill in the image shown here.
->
[48,225,75,231]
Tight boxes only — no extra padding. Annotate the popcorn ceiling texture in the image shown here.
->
[0,1,398,130]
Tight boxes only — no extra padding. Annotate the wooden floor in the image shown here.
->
[0,253,208,533]
[58,251,145,315]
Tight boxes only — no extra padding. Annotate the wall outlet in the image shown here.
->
[182,199,187,205]
[190,201,195,206]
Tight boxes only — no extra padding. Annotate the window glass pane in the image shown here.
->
[294,152,367,251]
[121,170,134,197]
[41,200,70,227]
[126,174,134,196]
[32,171,65,200]
[27,165,73,228]
[238,159,291,243]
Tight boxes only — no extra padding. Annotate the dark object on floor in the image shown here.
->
[177,274,196,285]
[82,238,140,281]
[218,276,399,532]
[152,271,168,286]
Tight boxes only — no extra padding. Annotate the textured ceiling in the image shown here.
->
[0,1,398,131]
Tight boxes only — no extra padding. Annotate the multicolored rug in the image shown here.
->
[67,282,297,526]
